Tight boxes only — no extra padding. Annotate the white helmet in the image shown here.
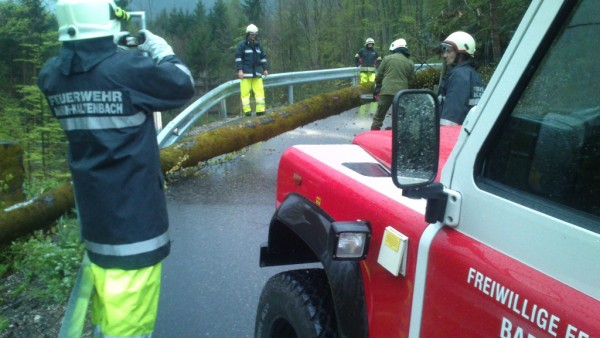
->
[389,38,407,51]
[442,31,476,56]
[246,24,259,34]
[365,38,375,46]
[56,0,128,41]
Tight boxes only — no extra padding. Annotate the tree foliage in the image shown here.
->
[0,0,530,192]
[241,0,263,27]
[0,0,64,189]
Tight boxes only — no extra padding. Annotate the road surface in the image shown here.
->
[154,107,381,337]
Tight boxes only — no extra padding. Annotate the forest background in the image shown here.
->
[0,0,529,333]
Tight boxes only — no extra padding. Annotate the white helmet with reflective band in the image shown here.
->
[442,31,476,56]
[56,0,128,41]
[246,24,259,34]
[389,38,407,51]
[365,37,375,46]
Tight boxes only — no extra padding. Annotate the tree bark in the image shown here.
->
[0,85,368,244]
[0,142,26,205]
[489,0,502,63]
[0,183,74,244]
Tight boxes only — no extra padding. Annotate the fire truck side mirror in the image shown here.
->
[391,89,440,190]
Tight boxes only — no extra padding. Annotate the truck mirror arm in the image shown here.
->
[402,182,447,224]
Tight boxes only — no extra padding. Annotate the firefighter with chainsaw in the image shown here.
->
[236,24,270,117]
[37,0,194,336]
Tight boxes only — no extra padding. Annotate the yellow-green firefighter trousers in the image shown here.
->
[91,262,162,337]
[359,71,376,84]
[359,71,377,116]
[240,77,266,114]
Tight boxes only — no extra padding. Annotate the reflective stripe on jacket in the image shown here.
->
[235,38,269,78]
[355,47,380,70]
[38,37,195,269]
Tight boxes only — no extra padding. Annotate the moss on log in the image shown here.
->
[0,85,369,244]
[0,142,26,205]
[160,85,366,172]
[0,183,75,244]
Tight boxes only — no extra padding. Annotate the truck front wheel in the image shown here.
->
[255,269,337,338]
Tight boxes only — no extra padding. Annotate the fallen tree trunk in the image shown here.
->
[0,85,368,244]
[0,183,75,244]
[160,85,365,173]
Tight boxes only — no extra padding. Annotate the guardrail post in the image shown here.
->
[288,85,294,105]
[220,100,228,119]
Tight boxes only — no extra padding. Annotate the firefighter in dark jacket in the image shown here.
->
[236,24,269,116]
[37,0,194,336]
[355,37,381,84]
[439,31,484,125]
[355,37,382,115]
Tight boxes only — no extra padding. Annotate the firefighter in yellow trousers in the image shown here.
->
[355,37,381,84]
[38,0,194,336]
[355,38,381,116]
[236,24,270,116]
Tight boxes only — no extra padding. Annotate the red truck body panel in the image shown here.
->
[423,228,600,337]
[277,142,425,336]
[275,128,463,336]
[274,127,600,337]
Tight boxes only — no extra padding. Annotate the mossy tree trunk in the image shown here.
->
[0,85,368,244]
[0,142,26,206]
[160,85,365,173]
[0,183,74,244]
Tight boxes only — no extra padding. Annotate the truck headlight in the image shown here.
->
[328,221,371,260]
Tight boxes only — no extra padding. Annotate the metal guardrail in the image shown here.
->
[157,64,440,148]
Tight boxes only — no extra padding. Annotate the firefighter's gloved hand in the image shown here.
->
[138,29,174,63]
[114,31,131,50]
[373,85,381,102]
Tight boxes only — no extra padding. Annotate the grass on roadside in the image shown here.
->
[1,214,83,304]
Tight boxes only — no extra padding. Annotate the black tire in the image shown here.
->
[255,269,338,338]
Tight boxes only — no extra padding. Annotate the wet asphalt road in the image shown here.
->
[153,107,379,337]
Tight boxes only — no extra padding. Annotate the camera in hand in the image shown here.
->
[125,35,139,47]
[119,33,146,48]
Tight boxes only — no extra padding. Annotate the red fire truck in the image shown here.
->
[255,0,600,337]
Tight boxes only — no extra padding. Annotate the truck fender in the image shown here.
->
[260,193,368,338]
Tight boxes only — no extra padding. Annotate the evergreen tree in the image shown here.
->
[0,0,64,186]
[425,0,528,64]
[208,0,234,84]
[188,1,211,90]
[241,0,263,27]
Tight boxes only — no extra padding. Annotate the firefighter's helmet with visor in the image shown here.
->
[246,24,259,34]
[56,0,130,41]
[442,31,476,56]
[365,38,375,46]
[389,38,407,51]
